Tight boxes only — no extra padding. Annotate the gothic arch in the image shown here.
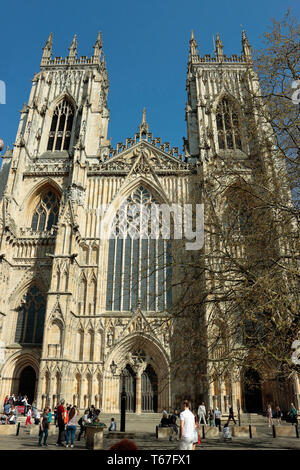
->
[103,332,170,413]
[104,332,170,378]
[212,90,241,114]
[102,177,169,233]
[9,275,47,311]
[22,178,62,222]
[0,350,40,401]
[44,93,77,153]
[48,92,77,114]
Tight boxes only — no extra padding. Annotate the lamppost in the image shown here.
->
[110,361,126,432]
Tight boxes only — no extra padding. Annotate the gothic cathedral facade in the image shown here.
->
[0,31,297,414]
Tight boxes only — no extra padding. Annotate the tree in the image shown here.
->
[157,11,300,409]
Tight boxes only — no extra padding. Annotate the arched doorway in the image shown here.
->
[120,365,136,412]
[18,366,36,404]
[243,368,262,413]
[142,364,158,412]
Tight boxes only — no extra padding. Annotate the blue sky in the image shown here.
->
[0,0,299,155]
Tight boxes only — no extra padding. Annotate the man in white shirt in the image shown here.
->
[178,400,195,450]
[198,402,207,424]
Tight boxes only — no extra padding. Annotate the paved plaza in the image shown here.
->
[1,420,300,451]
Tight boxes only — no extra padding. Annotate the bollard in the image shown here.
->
[16,423,20,436]
[296,425,299,439]
[272,424,276,438]
[249,424,252,439]
[202,425,205,440]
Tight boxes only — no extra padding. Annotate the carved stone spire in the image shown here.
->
[215,33,224,61]
[93,31,103,59]
[189,30,198,56]
[138,108,149,136]
[68,34,77,59]
[242,30,252,62]
[41,33,53,64]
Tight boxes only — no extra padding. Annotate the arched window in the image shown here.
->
[47,99,74,151]
[216,98,242,150]
[15,285,46,344]
[31,190,59,231]
[106,186,172,312]
[223,196,253,235]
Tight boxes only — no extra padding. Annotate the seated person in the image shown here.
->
[160,411,169,427]
[108,417,117,431]
[8,413,16,424]
[223,423,232,440]
[1,414,8,425]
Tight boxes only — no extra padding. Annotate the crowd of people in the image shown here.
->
[1,394,33,426]
[158,400,299,450]
[1,393,299,450]
[1,395,103,448]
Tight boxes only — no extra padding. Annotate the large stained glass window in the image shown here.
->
[106,186,172,312]
[15,285,46,344]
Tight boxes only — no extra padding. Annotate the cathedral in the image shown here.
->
[0,30,297,415]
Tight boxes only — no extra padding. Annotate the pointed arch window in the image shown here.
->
[47,99,74,151]
[15,285,46,344]
[223,189,254,235]
[106,186,172,312]
[31,190,59,231]
[216,98,242,150]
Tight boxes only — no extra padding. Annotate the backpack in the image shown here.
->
[78,417,83,426]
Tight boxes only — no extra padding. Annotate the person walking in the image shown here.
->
[65,406,79,448]
[22,395,29,415]
[25,406,32,427]
[227,404,237,425]
[169,409,179,442]
[56,399,66,446]
[48,408,52,426]
[275,406,282,425]
[192,410,200,450]
[209,409,215,426]
[178,400,195,451]
[77,409,90,441]
[289,403,298,425]
[266,404,273,427]
[214,407,222,431]
[197,402,207,424]
[38,408,50,447]
[54,406,57,426]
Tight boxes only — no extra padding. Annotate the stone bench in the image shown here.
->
[201,425,220,438]
[231,426,256,438]
[274,425,299,438]
[0,424,17,435]
[156,426,171,439]
[29,424,57,436]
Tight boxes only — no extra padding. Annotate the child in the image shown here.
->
[25,406,32,426]
[223,423,232,440]
[109,417,117,431]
